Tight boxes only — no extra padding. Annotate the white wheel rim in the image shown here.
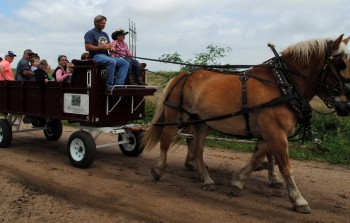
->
[120,130,136,151]
[70,138,85,161]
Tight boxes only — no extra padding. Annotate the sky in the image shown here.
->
[1,0,350,71]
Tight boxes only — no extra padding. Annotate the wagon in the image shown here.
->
[0,59,157,168]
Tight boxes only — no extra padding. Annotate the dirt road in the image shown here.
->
[0,126,349,223]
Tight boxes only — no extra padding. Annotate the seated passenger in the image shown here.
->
[0,51,17,81]
[34,60,51,86]
[53,55,71,83]
[84,15,129,93]
[66,62,74,80]
[110,28,145,85]
[15,49,36,81]
[81,52,90,60]
[0,63,4,80]
[30,55,40,81]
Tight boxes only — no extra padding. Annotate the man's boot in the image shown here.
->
[125,75,137,85]
[136,76,146,85]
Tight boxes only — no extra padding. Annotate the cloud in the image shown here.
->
[1,0,350,71]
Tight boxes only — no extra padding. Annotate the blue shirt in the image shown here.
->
[15,57,31,81]
[84,28,110,58]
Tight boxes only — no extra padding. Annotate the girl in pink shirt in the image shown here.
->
[53,55,71,83]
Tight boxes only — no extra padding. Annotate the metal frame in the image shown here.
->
[76,124,142,149]
[3,114,45,133]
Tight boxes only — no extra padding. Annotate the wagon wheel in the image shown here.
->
[44,119,63,141]
[0,119,12,148]
[67,130,96,168]
[118,129,144,157]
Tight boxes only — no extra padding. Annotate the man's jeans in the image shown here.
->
[92,54,129,87]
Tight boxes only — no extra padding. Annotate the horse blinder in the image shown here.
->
[333,56,350,116]
[320,54,350,116]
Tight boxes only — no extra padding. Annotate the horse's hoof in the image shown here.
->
[293,205,312,214]
[151,167,162,181]
[201,184,216,191]
[229,186,243,197]
[270,182,284,189]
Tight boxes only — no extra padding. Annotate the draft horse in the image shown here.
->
[142,34,350,213]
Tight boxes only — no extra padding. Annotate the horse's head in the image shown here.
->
[317,35,350,116]
[281,34,350,116]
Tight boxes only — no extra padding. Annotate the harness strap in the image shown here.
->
[163,70,194,128]
[155,93,298,130]
[239,72,252,136]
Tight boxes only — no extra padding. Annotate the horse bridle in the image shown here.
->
[314,45,350,113]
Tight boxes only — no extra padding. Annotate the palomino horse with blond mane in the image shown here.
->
[142,34,350,213]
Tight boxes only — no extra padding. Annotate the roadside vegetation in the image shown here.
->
[143,45,350,166]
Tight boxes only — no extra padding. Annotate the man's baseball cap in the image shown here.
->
[5,51,16,57]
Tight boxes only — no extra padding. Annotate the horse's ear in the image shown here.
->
[332,34,345,53]
[343,36,350,45]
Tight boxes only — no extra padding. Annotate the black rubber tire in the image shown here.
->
[44,119,63,141]
[67,130,96,168]
[0,119,12,148]
[118,129,144,157]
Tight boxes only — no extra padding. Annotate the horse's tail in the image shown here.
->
[142,80,172,150]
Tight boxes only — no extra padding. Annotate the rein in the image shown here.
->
[135,56,255,69]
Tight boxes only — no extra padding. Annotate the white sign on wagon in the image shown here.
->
[64,93,89,115]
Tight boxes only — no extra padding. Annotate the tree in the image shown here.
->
[159,44,232,72]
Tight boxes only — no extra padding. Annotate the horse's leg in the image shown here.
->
[269,138,311,214]
[185,138,196,171]
[265,151,284,189]
[184,130,211,176]
[231,136,311,213]
[191,124,215,191]
[230,139,269,195]
[151,125,178,181]
[183,126,196,171]
[253,148,284,189]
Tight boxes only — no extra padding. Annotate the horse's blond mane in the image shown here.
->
[281,38,330,65]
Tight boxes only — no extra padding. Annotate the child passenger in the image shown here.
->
[53,55,71,83]
[34,60,51,86]
[30,55,40,81]
[65,62,74,82]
